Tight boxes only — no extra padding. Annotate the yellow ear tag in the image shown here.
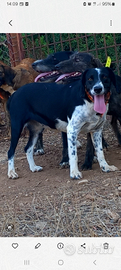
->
[105,56,111,67]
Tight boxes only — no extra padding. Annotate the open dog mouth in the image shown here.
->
[55,72,82,82]
[34,71,59,82]
[93,94,106,114]
[86,90,110,115]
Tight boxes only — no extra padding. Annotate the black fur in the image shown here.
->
[32,51,74,74]
[55,52,103,74]
[32,51,74,156]
[7,67,116,178]
[7,79,84,161]
[32,51,105,160]
[0,65,16,87]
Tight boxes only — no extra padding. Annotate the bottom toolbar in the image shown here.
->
[0,237,121,269]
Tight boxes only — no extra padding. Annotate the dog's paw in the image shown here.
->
[70,170,82,179]
[60,156,69,168]
[93,155,98,163]
[34,149,44,155]
[30,165,43,172]
[60,161,69,168]
[8,170,19,179]
[81,163,92,170]
[101,165,118,172]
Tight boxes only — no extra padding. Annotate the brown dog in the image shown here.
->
[0,58,38,89]
[0,58,38,127]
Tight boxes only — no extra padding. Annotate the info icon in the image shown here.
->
[57,242,64,249]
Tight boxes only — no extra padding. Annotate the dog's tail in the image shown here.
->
[0,88,11,102]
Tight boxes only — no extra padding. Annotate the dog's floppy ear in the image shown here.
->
[81,69,89,88]
[2,65,16,87]
[106,67,118,92]
[92,58,103,68]
[13,68,30,90]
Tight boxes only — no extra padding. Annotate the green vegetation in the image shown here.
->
[0,33,121,73]
[0,34,10,65]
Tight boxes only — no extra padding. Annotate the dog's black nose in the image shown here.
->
[94,87,102,94]
[32,63,36,67]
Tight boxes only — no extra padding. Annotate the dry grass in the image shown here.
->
[0,186,121,237]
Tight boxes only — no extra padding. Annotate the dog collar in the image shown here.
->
[0,94,4,100]
[85,88,94,102]
[104,92,111,105]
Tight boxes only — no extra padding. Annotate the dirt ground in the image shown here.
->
[0,106,121,237]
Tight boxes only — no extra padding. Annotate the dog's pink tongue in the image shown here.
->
[94,95,106,114]
[34,72,52,82]
[55,74,70,82]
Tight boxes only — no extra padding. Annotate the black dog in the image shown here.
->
[7,67,118,179]
[0,64,16,87]
[32,51,74,83]
[55,52,103,82]
[32,51,74,157]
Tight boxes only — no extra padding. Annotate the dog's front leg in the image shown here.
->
[91,130,118,172]
[67,121,82,179]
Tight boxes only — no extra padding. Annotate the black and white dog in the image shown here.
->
[7,67,118,179]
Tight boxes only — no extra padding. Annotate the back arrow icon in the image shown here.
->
[9,20,12,26]
[93,260,96,265]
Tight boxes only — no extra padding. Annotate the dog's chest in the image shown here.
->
[81,114,104,133]
[71,100,108,133]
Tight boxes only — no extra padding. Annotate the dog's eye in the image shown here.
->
[88,77,93,81]
[75,57,80,62]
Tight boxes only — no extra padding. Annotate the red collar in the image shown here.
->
[85,89,94,102]
[0,94,4,100]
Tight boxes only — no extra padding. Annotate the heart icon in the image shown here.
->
[12,243,19,249]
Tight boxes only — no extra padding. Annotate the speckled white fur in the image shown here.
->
[67,100,117,179]
[91,130,117,172]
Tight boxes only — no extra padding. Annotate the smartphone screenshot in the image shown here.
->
[0,1,121,269]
